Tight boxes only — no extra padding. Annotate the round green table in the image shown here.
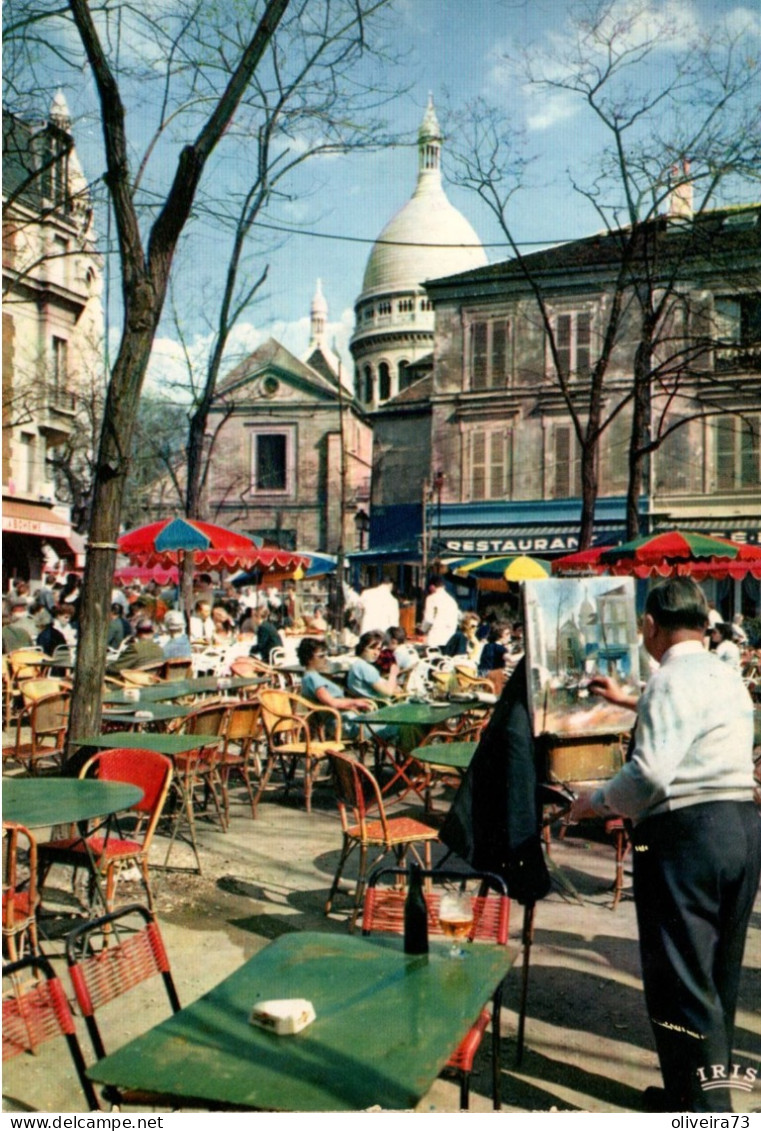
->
[2,778,143,830]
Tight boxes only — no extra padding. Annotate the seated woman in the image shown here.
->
[444,612,482,665]
[347,631,424,754]
[297,638,374,738]
[346,631,400,702]
[478,621,512,677]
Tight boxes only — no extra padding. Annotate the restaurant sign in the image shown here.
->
[3,514,69,539]
[443,534,580,555]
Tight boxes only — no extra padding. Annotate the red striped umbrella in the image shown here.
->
[118,518,309,573]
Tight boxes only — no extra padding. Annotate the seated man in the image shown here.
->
[107,617,164,673]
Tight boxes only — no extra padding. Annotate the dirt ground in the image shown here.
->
[4,777,760,1115]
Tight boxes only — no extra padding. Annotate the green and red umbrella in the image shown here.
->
[553,531,761,580]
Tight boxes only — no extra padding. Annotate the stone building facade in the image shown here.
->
[2,93,103,586]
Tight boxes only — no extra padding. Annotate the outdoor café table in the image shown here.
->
[353,700,473,802]
[2,777,144,914]
[103,674,262,706]
[100,701,193,729]
[408,740,479,814]
[2,776,142,831]
[86,930,517,1111]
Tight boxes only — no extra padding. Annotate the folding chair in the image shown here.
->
[362,866,511,1110]
[65,903,180,1108]
[38,748,172,913]
[2,954,100,1111]
[3,822,40,960]
[324,751,439,931]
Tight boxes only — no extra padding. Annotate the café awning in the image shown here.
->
[2,499,77,558]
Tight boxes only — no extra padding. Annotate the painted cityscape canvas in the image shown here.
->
[522,577,640,738]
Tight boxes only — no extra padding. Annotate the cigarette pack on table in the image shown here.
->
[249,998,316,1035]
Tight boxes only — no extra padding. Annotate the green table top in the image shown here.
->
[356,701,469,727]
[72,732,218,756]
[87,931,516,1111]
[103,675,261,705]
[2,778,143,829]
[410,740,478,770]
[101,702,192,725]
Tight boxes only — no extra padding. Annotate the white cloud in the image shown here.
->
[141,307,356,398]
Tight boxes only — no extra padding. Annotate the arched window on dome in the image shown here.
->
[354,368,362,400]
[423,143,439,171]
[363,366,373,404]
[379,362,391,402]
[398,360,412,391]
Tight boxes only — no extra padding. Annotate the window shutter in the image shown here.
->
[554,426,571,497]
[491,321,508,387]
[716,419,734,490]
[576,312,591,376]
[471,431,486,499]
[472,323,487,389]
[555,314,571,378]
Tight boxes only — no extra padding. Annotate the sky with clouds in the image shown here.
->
[67,0,758,397]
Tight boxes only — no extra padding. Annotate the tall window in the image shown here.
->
[251,429,293,494]
[603,412,630,493]
[553,312,591,379]
[378,362,391,401]
[469,319,510,390]
[655,417,691,493]
[398,360,412,391]
[470,427,512,500]
[713,295,761,371]
[551,424,581,498]
[52,336,68,392]
[363,366,373,404]
[715,415,760,491]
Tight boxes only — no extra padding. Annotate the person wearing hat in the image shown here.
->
[107,617,164,672]
[2,599,35,652]
[160,610,192,659]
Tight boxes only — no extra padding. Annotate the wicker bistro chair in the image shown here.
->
[2,822,40,961]
[324,751,440,932]
[361,866,511,1110]
[37,749,173,914]
[4,689,71,775]
[3,953,100,1111]
[65,903,180,1108]
[218,699,265,822]
[254,689,345,816]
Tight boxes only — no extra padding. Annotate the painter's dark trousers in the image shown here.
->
[632,801,761,1112]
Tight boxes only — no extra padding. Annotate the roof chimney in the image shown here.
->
[669,159,693,219]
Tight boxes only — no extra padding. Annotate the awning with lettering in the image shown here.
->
[432,522,627,558]
[2,499,77,557]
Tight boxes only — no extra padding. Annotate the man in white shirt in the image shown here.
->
[572,578,760,1113]
[421,578,460,648]
[358,577,399,635]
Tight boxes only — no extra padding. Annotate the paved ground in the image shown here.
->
[4,772,760,1115]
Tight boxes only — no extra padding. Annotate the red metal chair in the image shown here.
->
[361,866,511,1110]
[2,822,40,960]
[324,751,439,931]
[37,748,172,913]
[3,953,100,1110]
[65,903,180,1108]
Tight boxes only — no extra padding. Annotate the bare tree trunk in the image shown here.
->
[627,338,653,539]
[64,0,291,762]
